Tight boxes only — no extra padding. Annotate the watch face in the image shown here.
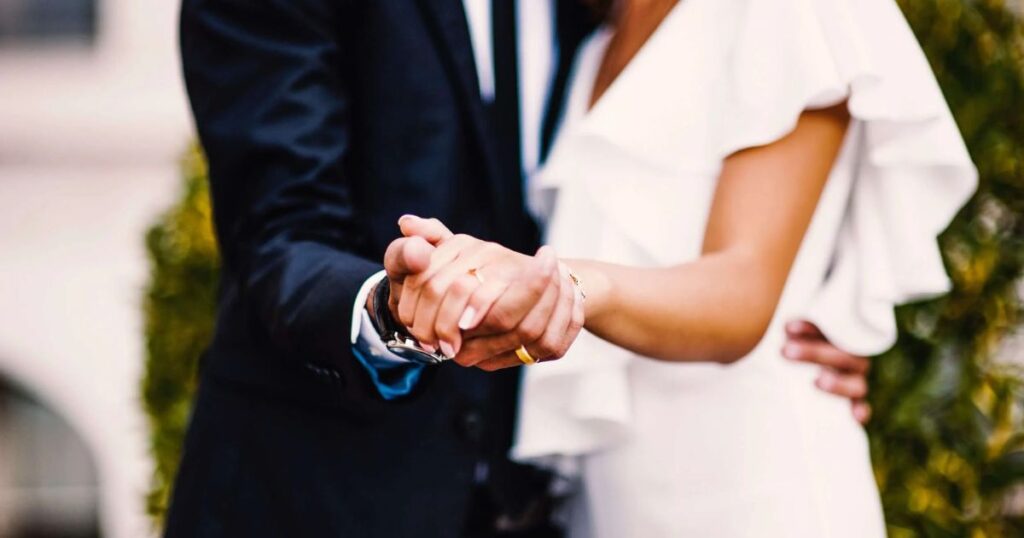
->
[386,337,451,365]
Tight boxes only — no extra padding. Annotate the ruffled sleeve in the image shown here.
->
[714,0,977,355]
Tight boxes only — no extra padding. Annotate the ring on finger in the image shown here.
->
[515,345,537,365]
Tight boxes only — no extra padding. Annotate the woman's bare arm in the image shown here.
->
[572,104,850,363]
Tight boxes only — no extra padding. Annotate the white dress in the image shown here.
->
[513,0,977,537]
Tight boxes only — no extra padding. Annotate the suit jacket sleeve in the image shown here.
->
[180,0,386,399]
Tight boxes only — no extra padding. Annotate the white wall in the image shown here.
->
[0,0,192,536]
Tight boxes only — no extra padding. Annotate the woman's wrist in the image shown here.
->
[562,258,614,325]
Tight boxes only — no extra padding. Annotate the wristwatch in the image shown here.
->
[369,278,451,365]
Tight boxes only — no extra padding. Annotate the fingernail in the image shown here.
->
[817,372,836,390]
[439,340,456,358]
[782,343,799,360]
[458,307,477,330]
[398,214,416,225]
[421,342,436,353]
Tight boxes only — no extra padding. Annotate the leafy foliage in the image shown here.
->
[868,1,1024,536]
[141,2,1024,534]
[142,146,219,522]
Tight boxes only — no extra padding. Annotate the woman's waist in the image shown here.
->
[623,330,822,397]
[622,349,866,448]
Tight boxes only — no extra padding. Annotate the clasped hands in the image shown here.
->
[378,215,585,370]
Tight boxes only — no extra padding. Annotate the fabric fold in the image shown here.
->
[713,0,977,355]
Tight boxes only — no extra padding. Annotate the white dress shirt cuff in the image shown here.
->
[350,270,412,366]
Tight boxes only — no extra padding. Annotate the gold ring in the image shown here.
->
[468,268,485,284]
[515,345,537,365]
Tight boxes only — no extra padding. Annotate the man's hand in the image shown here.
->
[376,228,436,341]
[782,320,872,424]
[395,216,584,368]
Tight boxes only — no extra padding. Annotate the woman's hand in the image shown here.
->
[783,320,872,424]
[393,216,583,367]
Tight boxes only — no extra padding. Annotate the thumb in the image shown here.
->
[399,215,454,245]
[383,236,434,280]
[785,319,825,341]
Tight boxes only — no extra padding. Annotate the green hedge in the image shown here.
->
[866,1,1024,536]
[142,146,219,521]
[143,2,1024,534]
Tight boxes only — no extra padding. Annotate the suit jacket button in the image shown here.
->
[458,409,484,444]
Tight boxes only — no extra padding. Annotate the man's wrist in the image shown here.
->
[369,278,411,339]
[365,281,378,314]
[351,270,388,345]
[366,280,388,337]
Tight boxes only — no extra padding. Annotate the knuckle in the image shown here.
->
[453,355,475,367]
[517,323,544,343]
[398,310,415,328]
[489,309,517,332]
[451,275,475,296]
[403,275,422,291]
[435,323,456,342]
[527,275,549,296]
[536,344,561,360]
[424,279,446,300]
[498,332,521,351]
[409,330,430,346]
[408,323,430,342]
[536,338,559,358]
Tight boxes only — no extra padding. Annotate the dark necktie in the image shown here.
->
[490,0,522,184]
[541,1,598,162]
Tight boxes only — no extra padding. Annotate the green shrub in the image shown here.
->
[142,145,219,521]
[142,3,1024,534]
[868,1,1024,536]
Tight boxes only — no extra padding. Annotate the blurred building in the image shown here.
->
[0,0,191,536]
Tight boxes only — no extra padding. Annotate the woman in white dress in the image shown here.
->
[394,0,977,536]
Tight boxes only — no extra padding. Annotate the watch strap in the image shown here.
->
[371,278,408,340]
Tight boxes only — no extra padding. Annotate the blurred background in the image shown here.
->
[0,1,1022,537]
[0,0,188,536]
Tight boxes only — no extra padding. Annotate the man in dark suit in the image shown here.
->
[165,1,874,536]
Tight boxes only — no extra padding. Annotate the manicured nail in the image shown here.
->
[817,372,836,390]
[398,214,416,225]
[421,342,436,353]
[782,343,799,360]
[458,307,478,330]
[439,340,456,358]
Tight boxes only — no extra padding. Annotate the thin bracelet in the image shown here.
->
[561,263,587,302]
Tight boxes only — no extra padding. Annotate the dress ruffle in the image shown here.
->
[717,0,977,355]
[515,0,976,463]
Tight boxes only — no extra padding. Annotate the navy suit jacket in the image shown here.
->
[165,0,594,536]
